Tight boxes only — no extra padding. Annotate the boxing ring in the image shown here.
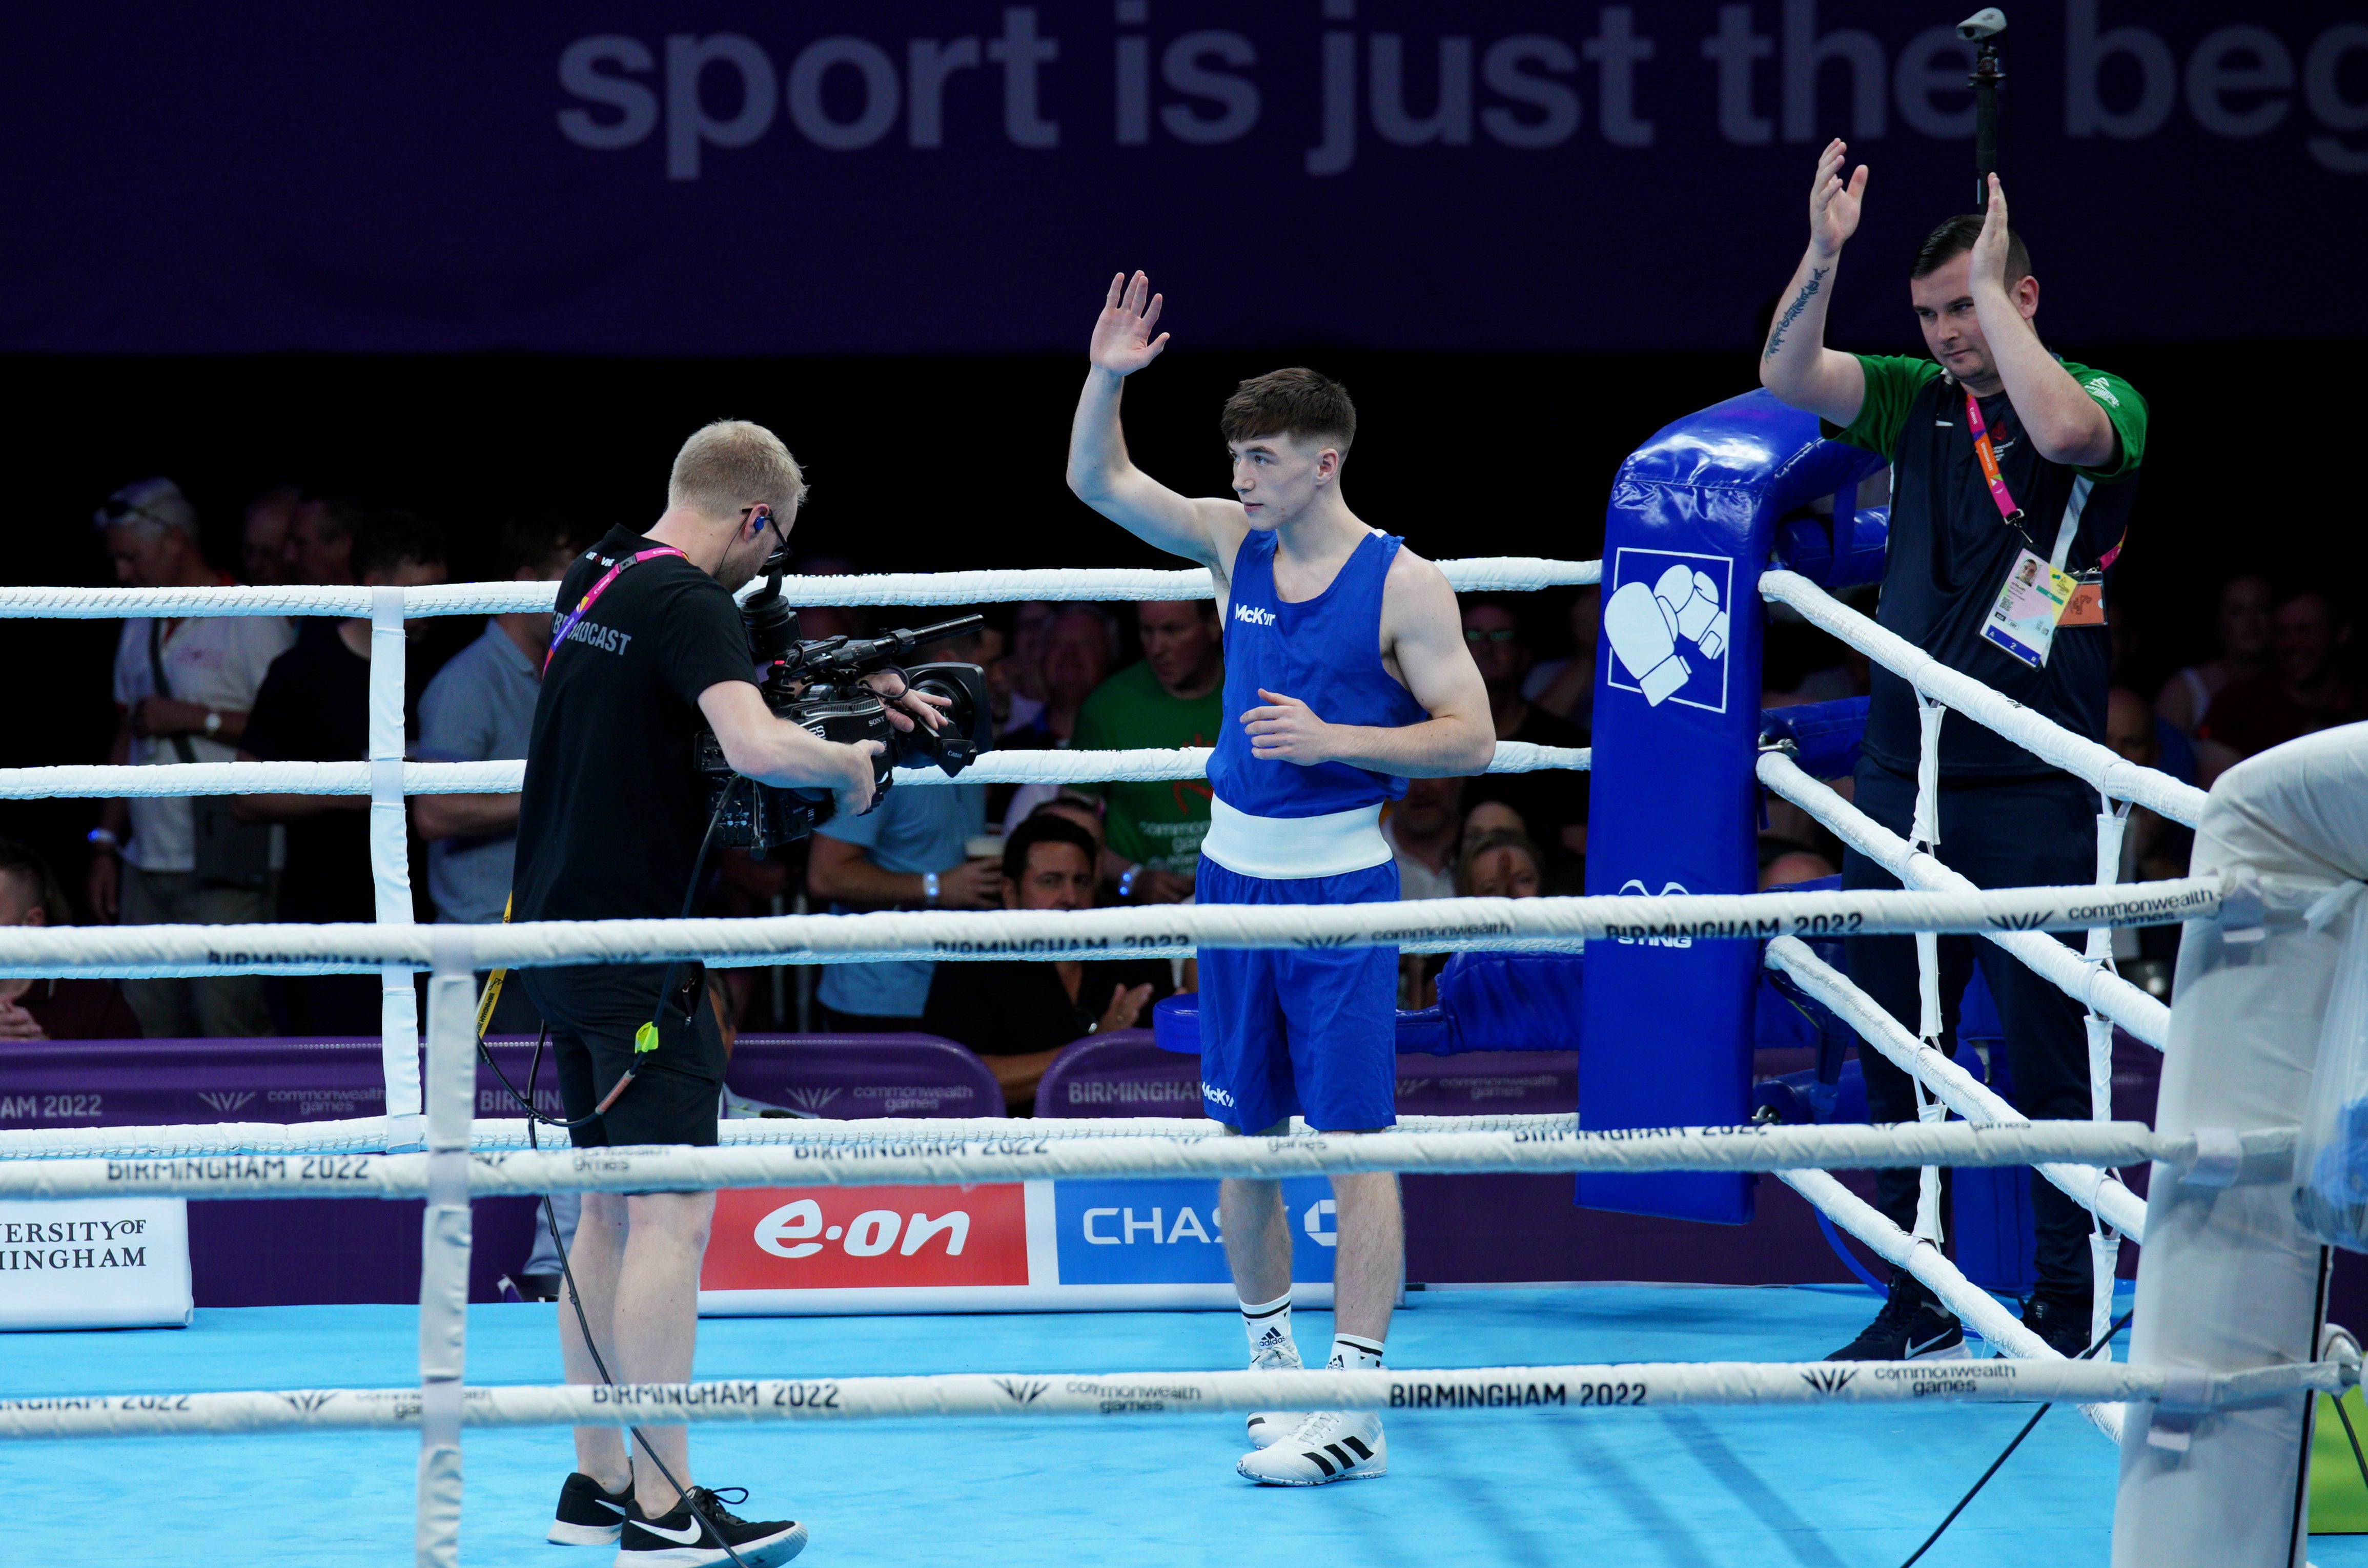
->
[2,397,2363,1567]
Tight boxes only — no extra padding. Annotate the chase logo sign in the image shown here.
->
[1604,548,1732,714]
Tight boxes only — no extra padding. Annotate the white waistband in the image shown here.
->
[1201,797,1392,881]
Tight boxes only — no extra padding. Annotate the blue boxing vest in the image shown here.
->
[1206,528,1427,818]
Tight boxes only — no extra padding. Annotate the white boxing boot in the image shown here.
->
[1236,1409,1387,1486]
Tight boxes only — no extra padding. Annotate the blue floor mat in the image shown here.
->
[0,1283,2294,1567]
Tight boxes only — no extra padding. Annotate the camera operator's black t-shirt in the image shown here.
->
[511,527,757,924]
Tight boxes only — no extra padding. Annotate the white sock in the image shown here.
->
[1240,1292,1298,1364]
[1329,1333,1385,1371]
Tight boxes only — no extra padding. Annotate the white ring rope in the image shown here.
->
[1762,570,2207,827]
[0,558,1602,621]
[1758,751,2177,1049]
[0,879,2227,978]
[0,741,1589,802]
[1766,937,2151,1239]
[0,1112,1573,1160]
[0,1358,2338,1443]
[0,1122,2290,1201]
[1779,1167,2126,1440]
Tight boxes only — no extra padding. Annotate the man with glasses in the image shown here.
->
[87,477,292,1039]
[1456,599,1588,886]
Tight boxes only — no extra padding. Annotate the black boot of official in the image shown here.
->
[1827,1272,1969,1362]
[2020,1290,2099,1358]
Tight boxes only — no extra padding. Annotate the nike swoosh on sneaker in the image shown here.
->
[637,1517,705,1544]
[1906,1331,1956,1357]
[594,1499,629,1517]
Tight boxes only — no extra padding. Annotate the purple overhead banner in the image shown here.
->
[3,2,2361,356]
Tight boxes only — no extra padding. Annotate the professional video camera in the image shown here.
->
[692,565,992,854]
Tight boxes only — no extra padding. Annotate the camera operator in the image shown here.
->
[1760,148,2147,1364]
[510,420,941,1562]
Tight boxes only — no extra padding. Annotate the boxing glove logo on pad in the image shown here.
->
[1603,550,1733,712]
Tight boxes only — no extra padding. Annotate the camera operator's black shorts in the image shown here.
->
[520,964,725,1148]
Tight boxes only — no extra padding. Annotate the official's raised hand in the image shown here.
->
[1969,174,2013,293]
[1088,271,1170,376]
[1809,139,1867,260]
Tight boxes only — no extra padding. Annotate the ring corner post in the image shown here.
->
[1577,389,1879,1224]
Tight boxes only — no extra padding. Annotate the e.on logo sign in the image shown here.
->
[702,1185,1028,1291]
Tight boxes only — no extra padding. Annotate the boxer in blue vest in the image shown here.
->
[1067,273,1495,1486]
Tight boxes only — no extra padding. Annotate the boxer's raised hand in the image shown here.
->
[1089,271,1170,377]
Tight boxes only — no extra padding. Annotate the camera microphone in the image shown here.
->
[1957,7,2006,42]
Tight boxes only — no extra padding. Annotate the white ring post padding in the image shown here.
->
[1758,750,2177,1049]
[1764,937,2149,1239]
[416,938,473,1568]
[1781,1168,2125,1440]
[368,588,421,1126]
[0,558,1601,621]
[0,1359,2343,1442]
[2115,727,2368,1568]
[0,1111,1575,1159]
[0,742,1589,802]
[0,1122,2289,1201]
[1760,570,2208,828]
[0,878,2230,980]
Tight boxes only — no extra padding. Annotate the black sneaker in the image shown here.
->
[1827,1274,1969,1362]
[618,1487,807,1567]
[546,1472,635,1545]
[2022,1291,2098,1358]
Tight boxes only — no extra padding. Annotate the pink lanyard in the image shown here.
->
[544,546,685,673]
[1962,388,2026,530]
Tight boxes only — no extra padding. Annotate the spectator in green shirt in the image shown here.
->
[1069,599,1223,903]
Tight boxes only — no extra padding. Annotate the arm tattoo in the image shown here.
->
[1763,266,1829,360]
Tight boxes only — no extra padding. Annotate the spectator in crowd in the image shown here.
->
[1029,795,1106,864]
[1039,605,1117,746]
[1387,776,1462,1005]
[1456,600,1589,872]
[998,605,1119,825]
[242,486,300,586]
[2106,688,2196,963]
[2195,590,2362,781]
[922,814,1171,1111]
[1521,586,1600,732]
[284,494,362,586]
[0,839,141,1042]
[1384,775,1460,900]
[237,511,450,1034]
[1460,799,1527,851]
[413,518,583,1028]
[806,624,997,1031]
[1072,599,1222,903]
[87,477,292,1039]
[2157,574,2273,738]
[1760,842,1840,889]
[1456,829,1543,899]
[1006,601,1056,711]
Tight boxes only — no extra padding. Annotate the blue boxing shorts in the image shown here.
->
[1194,855,1400,1134]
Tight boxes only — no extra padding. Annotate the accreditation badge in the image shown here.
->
[1979,547,2076,669]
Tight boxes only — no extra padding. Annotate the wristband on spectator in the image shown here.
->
[1117,866,1139,901]
[923,870,940,905]
[86,828,119,854]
